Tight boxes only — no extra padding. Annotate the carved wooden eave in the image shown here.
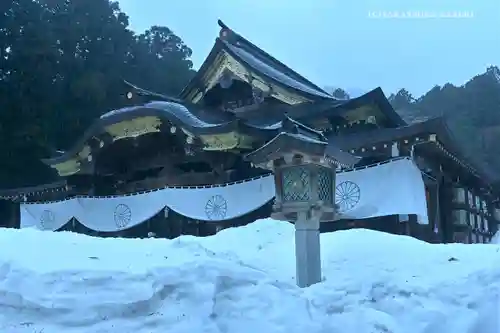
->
[426,134,483,183]
[341,133,428,156]
[340,104,378,124]
[278,88,406,131]
[47,116,164,177]
[336,130,468,166]
[330,88,405,129]
[42,96,293,176]
[0,181,72,201]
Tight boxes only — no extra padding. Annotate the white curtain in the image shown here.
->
[75,189,169,232]
[19,159,429,232]
[335,158,429,224]
[19,176,276,231]
[21,199,79,231]
[165,175,275,221]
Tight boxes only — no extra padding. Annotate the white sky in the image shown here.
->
[117,0,500,97]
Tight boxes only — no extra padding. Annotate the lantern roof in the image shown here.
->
[245,116,360,167]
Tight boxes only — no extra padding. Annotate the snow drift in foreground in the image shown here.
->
[0,219,500,333]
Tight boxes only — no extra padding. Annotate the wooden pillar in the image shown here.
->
[435,181,444,242]
[163,207,171,238]
[89,174,97,196]
[398,214,409,235]
[465,189,473,243]
[487,197,497,240]
[408,214,417,238]
[9,200,20,229]
[391,142,400,158]
[393,142,406,235]
[438,176,453,243]
[428,181,441,243]
[472,194,480,243]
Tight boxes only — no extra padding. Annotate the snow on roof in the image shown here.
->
[224,42,335,100]
[100,102,226,128]
[0,219,499,332]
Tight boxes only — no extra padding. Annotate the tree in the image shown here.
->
[0,0,61,186]
[128,26,196,95]
[389,88,414,110]
[331,88,350,99]
[0,0,196,188]
[390,67,500,173]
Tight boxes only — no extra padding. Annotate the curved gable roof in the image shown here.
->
[291,87,406,127]
[216,20,330,96]
[180,20,337,101]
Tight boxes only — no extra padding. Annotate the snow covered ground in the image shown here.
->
[0,219,500,333]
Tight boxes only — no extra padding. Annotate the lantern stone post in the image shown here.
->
[245,117,359,288]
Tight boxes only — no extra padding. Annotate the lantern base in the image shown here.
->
[294,211,322,288]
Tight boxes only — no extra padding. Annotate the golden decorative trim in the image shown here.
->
[201,132,240,150]
[236,134,255,149]
[78,145,91,160]
[53,159,81,177]
[343,105,385,126]
[105,116,162,141]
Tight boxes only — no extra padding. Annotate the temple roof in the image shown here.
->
[216,87,405,129]
[129,77,404,128]
[328,117,499,185]
[42,86,405,170]
[328,117,447,150]
[285,87,404,127]
[217,20,329,95]
[41,101,280,167]
[180,20,336,102]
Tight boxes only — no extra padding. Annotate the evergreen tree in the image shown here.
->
[390,67,500,173]
[331,88,350,99]
[389,88,415,110]
[0,0,195,188]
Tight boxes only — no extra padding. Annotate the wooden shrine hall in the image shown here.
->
[0,20,499,244]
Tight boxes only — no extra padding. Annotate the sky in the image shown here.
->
[117,0,499,97]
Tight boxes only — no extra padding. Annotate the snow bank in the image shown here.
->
[0,219,500,333]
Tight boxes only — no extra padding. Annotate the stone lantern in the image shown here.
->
[245,117,360,287]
